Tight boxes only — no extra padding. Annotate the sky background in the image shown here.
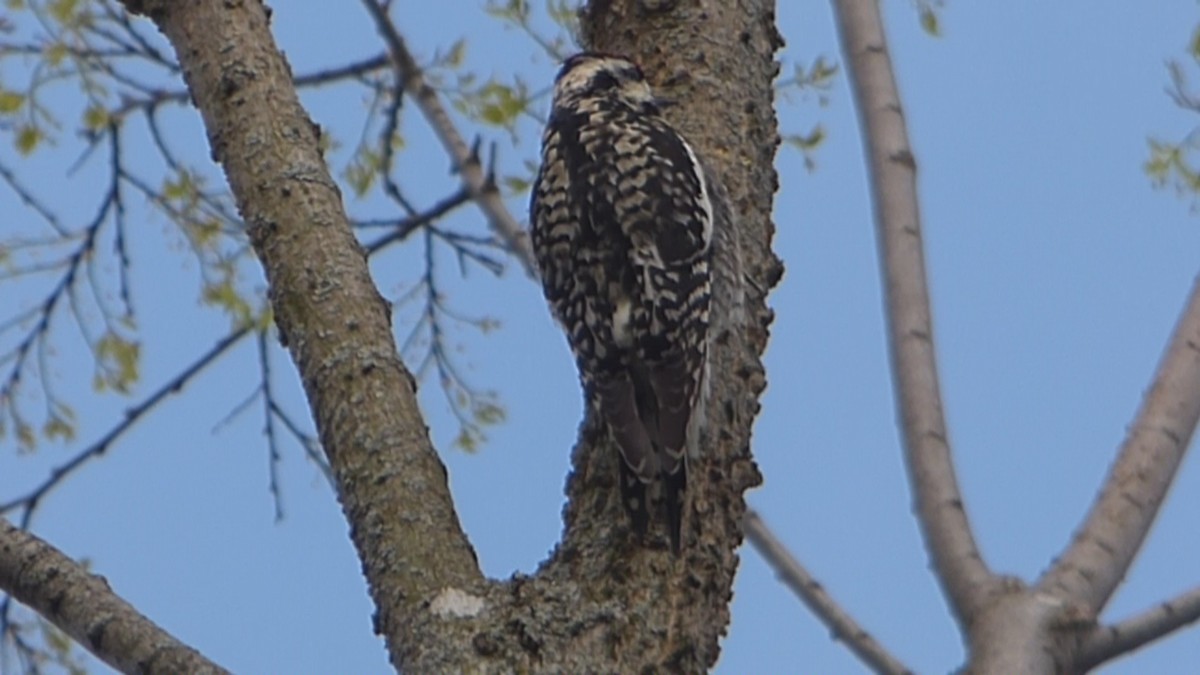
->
[3,1,1200,673]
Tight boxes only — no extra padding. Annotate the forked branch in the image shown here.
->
[830,0,996,626]
[1040,275,1200,614]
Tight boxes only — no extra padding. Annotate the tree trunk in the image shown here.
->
[117,0,782,671]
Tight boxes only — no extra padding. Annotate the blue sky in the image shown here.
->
[3,2,1200,673]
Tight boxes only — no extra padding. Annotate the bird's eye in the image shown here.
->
[591,71,619,91]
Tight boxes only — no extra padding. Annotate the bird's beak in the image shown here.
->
[654,95,677,111]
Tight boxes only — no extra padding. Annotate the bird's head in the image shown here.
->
[551,52,668,114]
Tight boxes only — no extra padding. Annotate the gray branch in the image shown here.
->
[0,519,229,675]
[744,510,913,675]
[830,0,997,626]
[1039,274,1200,612]
[1078,584,1200,670]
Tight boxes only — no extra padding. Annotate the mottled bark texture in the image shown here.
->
[115,0,779,672]
[118,0,484,670]
[0,519,230,675]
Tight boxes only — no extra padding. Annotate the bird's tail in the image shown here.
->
[617,457,687,555]
[663,461,687,555]
[617,460,651,540]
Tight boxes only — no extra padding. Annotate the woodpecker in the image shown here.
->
[529,52,712,552]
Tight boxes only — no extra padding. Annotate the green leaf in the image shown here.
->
[191,218,223,247]
[502,174,531,194]
[485,0,530,21]
[0,90,25,114]
[1144,139,1177,186]
[48,0,80,24]
[473,400,506,425]
[83,104,109,131]
[202,280,254,327]
[476,81,528,128]
[342,149,380,198]
[163,170,199,201]
[16,421,35,450]
[785,125,827,151]
[257,307,275,332]
[43,415,75,442]
[783,124,828,172]
[45,42,68,66]
[454,428,478,452]
[15,125,41,155]
[96,332,141,393]
[445,38,467,67]
[547,0,579,29]
[919,7,941,37]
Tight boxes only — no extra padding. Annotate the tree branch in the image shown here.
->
[744,510,913,675]
[84,2,783,672]
[358,0,536,277]
[1040,274,1200,613]
[0,519,229,675]
[117,1,483,670]
[830,0,996,626]
[1078,585,1200,671]
[0,328,250,527]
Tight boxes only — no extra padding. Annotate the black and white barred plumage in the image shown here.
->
[530,53,712,552]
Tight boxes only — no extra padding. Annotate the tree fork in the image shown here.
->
[118,0,782,671]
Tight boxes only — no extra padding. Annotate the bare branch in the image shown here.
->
[0,329,250,526]
[1040,275,1200,612]
[257,330,285,522]
[293,52,389,88]
[361,186,471,254]
[0,128,137,447]
[1078,585,1200,671]
[358,0,536,277]
[830,0,996,625]
[0,519,230,675]
[743,510,913,675]
[113,53,392,117]
[0,163,70,236]
[268,399,333,486]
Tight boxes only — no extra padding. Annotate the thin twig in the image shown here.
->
[257,329,285,522]
[831,0,995,625]
[376,65,420,217]
[359,0,536,277]
[0,328,250,525]
[269,400,333,487]
[293,53,389,88]
[362,185,472,255]
[744,510,913,675]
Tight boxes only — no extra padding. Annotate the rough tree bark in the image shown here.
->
[0,520,229,675]
[101,0,782,672]
[5,1,1197,672]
